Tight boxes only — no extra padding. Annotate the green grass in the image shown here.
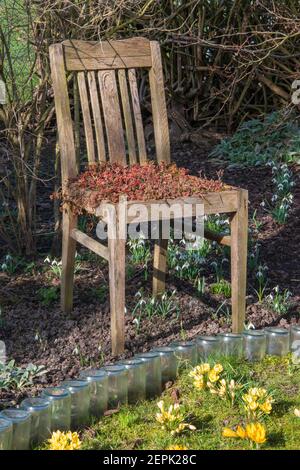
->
[81,356,300,450]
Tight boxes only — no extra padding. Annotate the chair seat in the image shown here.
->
[62,162,231,215]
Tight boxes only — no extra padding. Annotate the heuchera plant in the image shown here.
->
[54,162,228,214]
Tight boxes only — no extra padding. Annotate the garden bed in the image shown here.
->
[0,137,299,408]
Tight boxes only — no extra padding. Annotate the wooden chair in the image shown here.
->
[49,38,248,356]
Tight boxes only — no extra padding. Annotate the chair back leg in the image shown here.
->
[61,208,77,313]
[153,238,168,296]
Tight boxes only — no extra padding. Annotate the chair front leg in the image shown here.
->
[61,207,77,314]
[108,208,126,356]
[230,189,248,333]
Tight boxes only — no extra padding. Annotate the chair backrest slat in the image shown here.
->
[118,69,137,165]
[128,69,147,163]
[63,38,152,71]
[98,70,126,164]
[149,42,170,164]
[77,72,96,164]
[49,38,171,180]
[87,71,106,162]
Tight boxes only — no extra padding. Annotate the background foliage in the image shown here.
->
[0,0,300,254]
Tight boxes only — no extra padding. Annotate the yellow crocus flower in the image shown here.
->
[48,431,81,450]
[248,400,259,411]
[248,388,259,398]
[198,363,211,374]
[218,379,227,398]
[171,423,196,436]
[189,364,210,377]
[236,425,247,439]
[193,375,205,390]
[166,445,189,450]
[256,388,267,399]
[207,381,218,394]
[242,393,256,405]
[223,423,267,447]
[208,369,220,383]
[259,400,272,414]
[222,427,239,438]
[222,425,247,439]
[246,423,267,445]
[213,363,224,374]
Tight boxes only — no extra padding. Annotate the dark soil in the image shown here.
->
[0,136,299,408]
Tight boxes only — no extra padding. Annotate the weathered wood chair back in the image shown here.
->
[49,38,170,184]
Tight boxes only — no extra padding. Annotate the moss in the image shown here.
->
[81,357,300,450]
